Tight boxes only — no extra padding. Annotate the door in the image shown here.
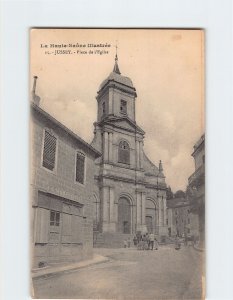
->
[118,197,131,233]
[146,215,153,233]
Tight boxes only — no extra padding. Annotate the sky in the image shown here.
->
[30,29,204,192]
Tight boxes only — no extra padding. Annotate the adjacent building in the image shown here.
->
[91,55,168,246]
[167,198,199,238]
[31,78,101,267]
[187,134,205,244]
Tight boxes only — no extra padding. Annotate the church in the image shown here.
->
[91,54,168,245]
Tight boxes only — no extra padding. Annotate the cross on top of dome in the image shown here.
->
[113,43,121,74]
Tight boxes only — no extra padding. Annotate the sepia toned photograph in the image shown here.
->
[30,28,205,299]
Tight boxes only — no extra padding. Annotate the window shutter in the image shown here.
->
[76,153,85,184]
[42,130,57,170]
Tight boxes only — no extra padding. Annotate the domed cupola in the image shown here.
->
[98,54,136,95]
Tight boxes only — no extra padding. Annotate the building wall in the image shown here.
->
[31,108,99,267]
[167,203,199,238]
[189,213,199,237]
[193,136,205,170]
[188,134,205,244]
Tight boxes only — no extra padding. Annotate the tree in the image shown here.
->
[174,190,185,199]
[166,186,174,200]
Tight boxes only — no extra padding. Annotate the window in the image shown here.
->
[120,100,127,114]
[42,130,57,171]
[118,141,130,164]
[76,152,85,184]
[102,102,106,116]
[50,210,60,226]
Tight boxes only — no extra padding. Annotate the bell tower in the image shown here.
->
[91,53,167,238]
[96,53,137,123]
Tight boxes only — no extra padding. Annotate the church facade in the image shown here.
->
[91,55,168,241]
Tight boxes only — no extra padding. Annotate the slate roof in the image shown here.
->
[143,153,160,176]
[31,102,101,158]
[99,71,134,91]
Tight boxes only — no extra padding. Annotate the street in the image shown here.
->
[33,246,203,299]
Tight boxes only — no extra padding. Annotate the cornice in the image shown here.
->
[97,81,137,99]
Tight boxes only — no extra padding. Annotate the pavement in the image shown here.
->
[32,245,204,299]
[32,253,109,279]
[32,244,204,280]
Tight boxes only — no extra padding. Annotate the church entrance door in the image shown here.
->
[146,216,153,233]
[146,199,157,234]
[118,197,131,234]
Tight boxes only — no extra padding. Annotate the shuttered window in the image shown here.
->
[42,130,57,171]
[50,210,60,226]
[76,152,85,184]
[118,141,130,164]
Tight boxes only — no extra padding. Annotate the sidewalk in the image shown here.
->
[32,254,109,280]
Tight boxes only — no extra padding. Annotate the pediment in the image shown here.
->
[103,117,145,134]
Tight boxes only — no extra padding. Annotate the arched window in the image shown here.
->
[118,141,130,164]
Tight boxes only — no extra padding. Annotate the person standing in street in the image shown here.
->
[154,237,159,250]
[127,237,131,248]
[149,232,155,250]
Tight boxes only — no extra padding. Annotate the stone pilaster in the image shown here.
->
[163,196,167,226]
[109,89,113,114]
[141,192,146,226]
[102,185,117,232]
[136,140,140,169]
[139,141,143,169]
[157,195,168,236]
[136,191,147,233]
[103,131,109,162]
[158,196,163,226]
[109,187,116,231]
[108,132,113,162]
[102,186,109,222]
[102,186,109,232]
[136,192,141,225]
[109,187,115,222]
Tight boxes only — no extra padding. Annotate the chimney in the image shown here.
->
[32,76,38,93]
[31,75,40,105]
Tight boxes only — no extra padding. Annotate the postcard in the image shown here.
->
[30,28,205,299]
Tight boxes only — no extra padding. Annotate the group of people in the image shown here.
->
[123,232,198,251]
[132,232,159,250]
